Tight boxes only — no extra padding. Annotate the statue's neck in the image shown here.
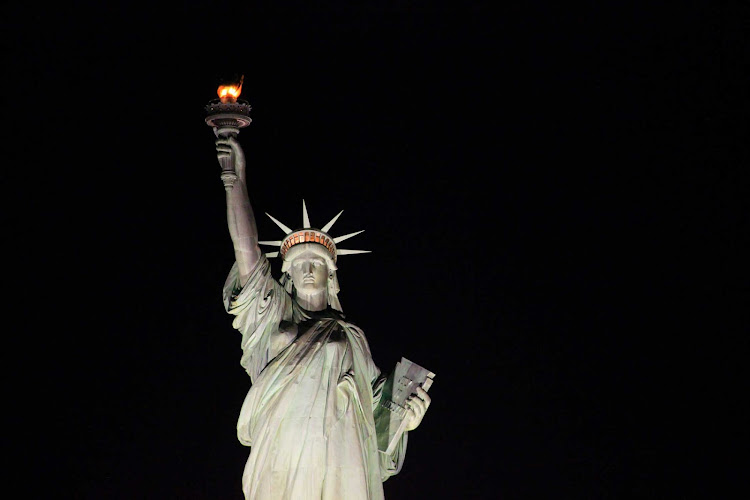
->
[294,289,328,312]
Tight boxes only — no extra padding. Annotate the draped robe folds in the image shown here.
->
[223,256,407,500]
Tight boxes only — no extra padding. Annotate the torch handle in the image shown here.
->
[219,157,237,190]
[216,129,239,191]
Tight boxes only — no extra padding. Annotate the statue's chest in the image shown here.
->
[299,319,347,348]
[272,318,349,357]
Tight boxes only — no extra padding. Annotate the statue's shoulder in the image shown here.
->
[338,317,366,339]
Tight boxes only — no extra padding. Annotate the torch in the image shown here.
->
[205,76,252,190]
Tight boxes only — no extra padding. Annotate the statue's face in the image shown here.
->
[289,249,329,294]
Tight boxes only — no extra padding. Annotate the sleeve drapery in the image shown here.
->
[372,374,408,481]
[223,256,295,382]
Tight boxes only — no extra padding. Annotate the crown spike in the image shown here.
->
[336,249,372,255]
[266,213,293,234]
[321,210,344,233]
[302,200,311,228]
[258,240,282,246]
[333,230,365,244]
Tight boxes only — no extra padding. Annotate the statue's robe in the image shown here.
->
[223,257,407,500]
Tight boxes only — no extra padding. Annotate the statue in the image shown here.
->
[214,130,431,499]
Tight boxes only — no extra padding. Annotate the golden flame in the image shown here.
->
[218,85,241,99]
[217,76,244,103]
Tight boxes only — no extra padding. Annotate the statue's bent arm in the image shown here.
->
[217,134,262,284]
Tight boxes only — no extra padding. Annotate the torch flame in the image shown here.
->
[218,85,241,99]
[218,75,244,102]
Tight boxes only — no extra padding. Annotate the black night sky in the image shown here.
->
[5,2,745,499]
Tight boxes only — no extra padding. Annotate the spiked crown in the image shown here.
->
[259,200,370,264]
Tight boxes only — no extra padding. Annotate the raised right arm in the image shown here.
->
[216,133,262,284]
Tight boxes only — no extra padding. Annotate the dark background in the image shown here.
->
[4,2,745,498]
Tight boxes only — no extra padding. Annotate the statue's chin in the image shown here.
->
[296,284,325,294]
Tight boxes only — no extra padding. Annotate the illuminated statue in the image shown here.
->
[214,131,431,499]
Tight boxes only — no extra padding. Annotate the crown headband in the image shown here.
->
[259,200,371,263]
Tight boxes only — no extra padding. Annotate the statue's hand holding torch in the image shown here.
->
[205,77,252,191]
[215,133,246,186]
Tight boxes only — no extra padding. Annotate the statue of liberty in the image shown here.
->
[213,129,431,499]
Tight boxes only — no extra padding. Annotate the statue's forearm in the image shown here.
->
[226,179,261,282]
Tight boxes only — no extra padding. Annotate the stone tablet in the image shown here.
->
[376,358,436,455]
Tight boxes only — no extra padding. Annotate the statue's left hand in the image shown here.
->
[405,386,431,431]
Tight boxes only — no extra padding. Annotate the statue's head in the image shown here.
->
[262,201,371,312]
[284,243,337,295]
